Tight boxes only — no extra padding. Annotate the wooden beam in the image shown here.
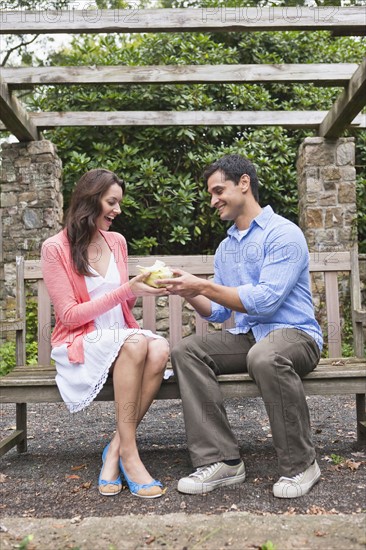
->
[0,76,39,141]
[1,7,365,35]
[27,110,366,130]
[319,57,366,138]
[1,64,358,88]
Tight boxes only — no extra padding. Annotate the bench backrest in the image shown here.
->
[15,250,364,367]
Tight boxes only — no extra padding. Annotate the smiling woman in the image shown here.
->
[40,168,170,500]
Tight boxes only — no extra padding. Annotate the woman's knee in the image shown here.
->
[147,339,170,374]
[122,333,148,362]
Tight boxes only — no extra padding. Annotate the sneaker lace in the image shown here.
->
[189,462,220,480]
[280,471,304,483]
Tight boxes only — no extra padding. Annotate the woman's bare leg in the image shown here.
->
[138,338,169,421]
[100,335,168,485]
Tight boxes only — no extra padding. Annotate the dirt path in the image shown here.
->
[1,512,366,549]
[1,395,365,549]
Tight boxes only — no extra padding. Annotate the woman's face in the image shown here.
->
[95,183,123,232]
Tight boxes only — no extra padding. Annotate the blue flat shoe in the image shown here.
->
[119,458,164,499]
[98,443,122,496]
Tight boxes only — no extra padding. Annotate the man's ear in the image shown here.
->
[239,174,250,193]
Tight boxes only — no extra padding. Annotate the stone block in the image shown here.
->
[0,146,20,160]
[18,192,38,204]
[337,228,355,246]
[27,140,56,156]
[306,208,323,229]
[14,157,31,168]
[43,209,58,228]
[303,143,336,166]
[1,170,16,184]
[304,176,321,193]
[320,165,341,181]
[338,182,356,204]
[183,325,193,338]
[34,154,56,164]
[38,189,57,202]
[303,137,326,145]
[156,306,169,320]
[318,192,337,207]
[336,141,355,166]
[339,166,356,182]
[1,192,17,207]
[156,318,170,331]
[325,208,343,228]
[22,208,42,229]
[323,180,336,191]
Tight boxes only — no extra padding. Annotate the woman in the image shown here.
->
[41,169,170,499]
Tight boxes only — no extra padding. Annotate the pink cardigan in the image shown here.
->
[41,229,139,364]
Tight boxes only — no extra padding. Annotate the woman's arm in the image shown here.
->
[41,241,166,329]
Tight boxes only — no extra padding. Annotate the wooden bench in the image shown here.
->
[1,250,365,457]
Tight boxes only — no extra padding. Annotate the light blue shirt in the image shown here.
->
[204,205,323,350]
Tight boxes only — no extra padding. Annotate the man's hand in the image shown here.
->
[159,269,203,298]
[161,269,246,314]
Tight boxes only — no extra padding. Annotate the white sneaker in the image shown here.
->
[177,461,246,495]
[273,460,321,498]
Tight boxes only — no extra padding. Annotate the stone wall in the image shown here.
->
[0,140,63,324]
[297,136,357,251]
[296,136,361,354]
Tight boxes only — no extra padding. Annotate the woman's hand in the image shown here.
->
[128,272,169,297]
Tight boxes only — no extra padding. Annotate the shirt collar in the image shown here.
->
[227,205,274,237]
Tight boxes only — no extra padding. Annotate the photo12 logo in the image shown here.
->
[0,2,140,24]
[200,5,346,24]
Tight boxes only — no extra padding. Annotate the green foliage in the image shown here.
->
[0,299,39,376]
[25,2,366,254]
[15,535,34,550]
[261,541,276,550]
[330,454,345,465]
[0,341,17,376]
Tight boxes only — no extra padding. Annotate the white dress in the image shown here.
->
[51,253,165,413]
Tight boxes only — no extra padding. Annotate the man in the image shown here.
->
[161,154,323,498]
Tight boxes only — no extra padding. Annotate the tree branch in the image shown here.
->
[1,35,40,67]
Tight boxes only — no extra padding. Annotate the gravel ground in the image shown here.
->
[0,395,366,549]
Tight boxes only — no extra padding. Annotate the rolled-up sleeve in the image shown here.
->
[238,226,308,317]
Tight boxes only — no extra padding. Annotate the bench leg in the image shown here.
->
[356,394,366,445]
[16,403,27,453]
[0,403,27,457]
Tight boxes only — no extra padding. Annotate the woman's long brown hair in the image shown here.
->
[65,169,125,276]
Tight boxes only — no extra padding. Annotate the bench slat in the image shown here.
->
[1,373,365,402]
[2,361,365,386]
[325,271,342,358]
[142,295,156,332]
[23,251,353,279]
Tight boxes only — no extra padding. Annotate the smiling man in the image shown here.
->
[161,154,323,499]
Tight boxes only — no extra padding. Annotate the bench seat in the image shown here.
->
[1,251,365,456]
[1,358,366,403]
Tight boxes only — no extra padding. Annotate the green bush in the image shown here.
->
[27,15,365,255]
[0,298,39,376]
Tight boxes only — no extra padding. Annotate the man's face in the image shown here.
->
[207,170,247,222]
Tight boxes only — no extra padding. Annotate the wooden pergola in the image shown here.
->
[0,6,366,142]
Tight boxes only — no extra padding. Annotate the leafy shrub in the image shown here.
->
[28,22,365,255]
[0,298,39,376]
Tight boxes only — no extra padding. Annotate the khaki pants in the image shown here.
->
[171,328,320,477]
